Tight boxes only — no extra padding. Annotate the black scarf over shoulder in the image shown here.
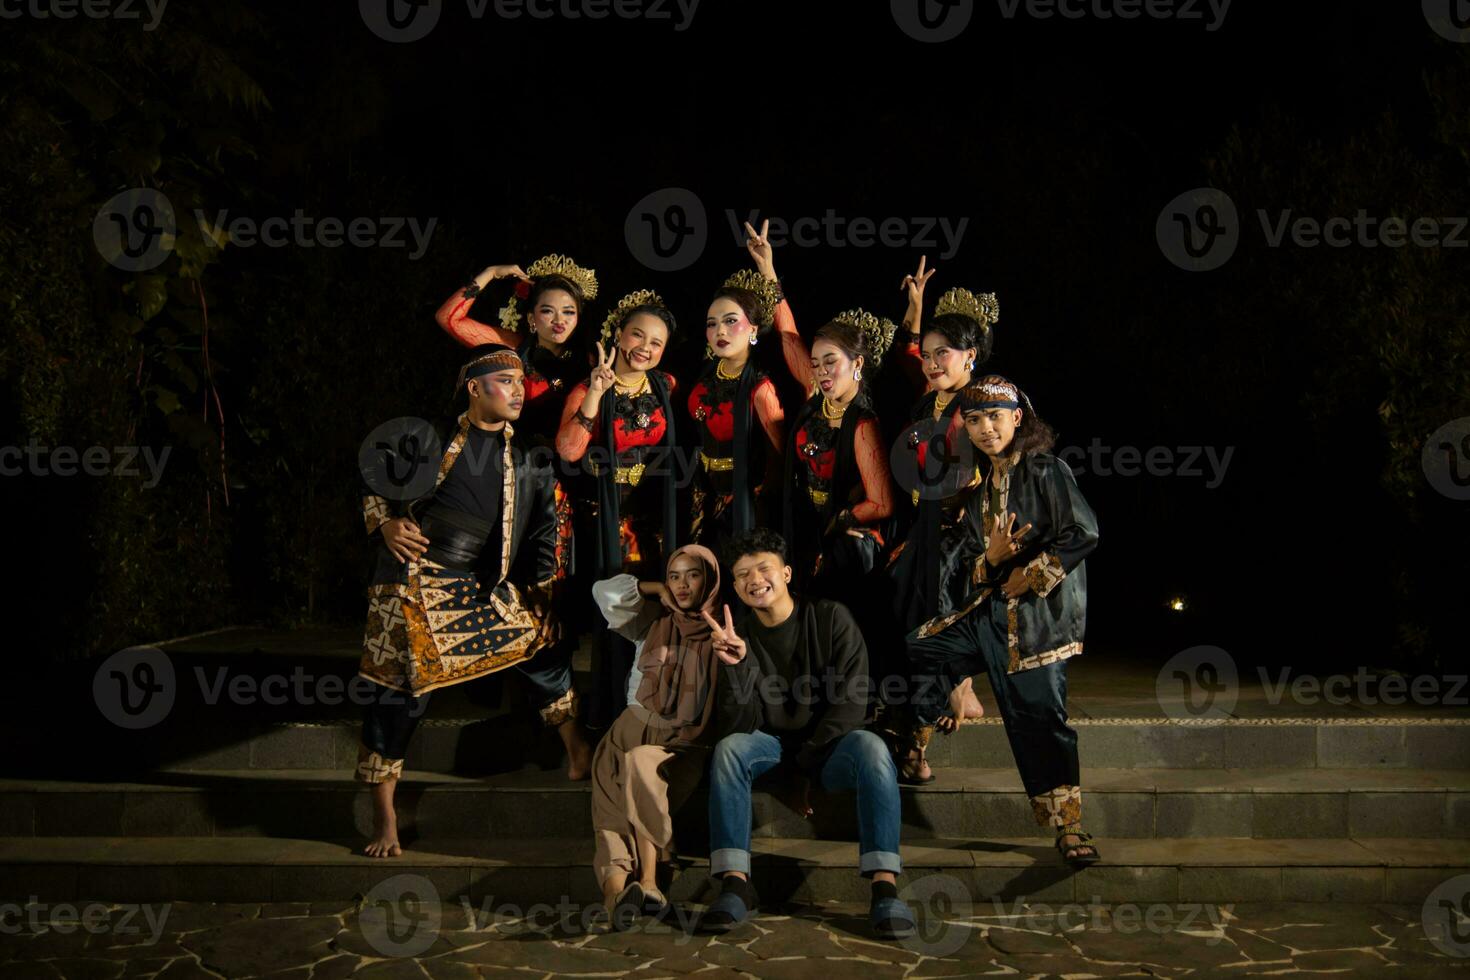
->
[911,391,965,625]
[781,392,864,548]
[595,370,678,576]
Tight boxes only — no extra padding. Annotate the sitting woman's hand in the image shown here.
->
[640,581,679,614]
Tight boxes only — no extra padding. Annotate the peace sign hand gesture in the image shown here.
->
[900,255,937,308]
[985,511,1034,567]
[744,220,777,281]
[585,342,618,401]
[701,604,748,665]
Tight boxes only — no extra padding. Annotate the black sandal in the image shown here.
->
[896,746,934,786]
[1055,830,1101,868]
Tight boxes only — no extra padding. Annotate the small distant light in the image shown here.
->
[1167,597,1187,613]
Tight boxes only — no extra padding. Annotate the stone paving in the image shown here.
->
[3,897,1469,978]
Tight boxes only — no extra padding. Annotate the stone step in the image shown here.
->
[4,768,1465,842]
[1,835,1463,906]
[20,717,1462,779]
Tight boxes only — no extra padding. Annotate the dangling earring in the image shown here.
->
[966,358,974,372]
[749,334,758,346]
[704,343,714,360]
[853,367,863,382]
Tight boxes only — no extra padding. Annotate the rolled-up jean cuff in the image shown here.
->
[710,848,751,877]
[859,851,903,876]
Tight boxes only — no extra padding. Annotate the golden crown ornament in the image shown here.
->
[934,287,999,329]
[601,289,665,345]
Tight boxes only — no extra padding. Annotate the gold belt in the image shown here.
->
[809,487,829,507]
[700,452,734,472]
[592,461,646,486]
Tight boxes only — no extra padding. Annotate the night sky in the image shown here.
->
[11,0,1466,668]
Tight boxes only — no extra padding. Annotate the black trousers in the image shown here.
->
[906,598,1082,827]
[357,642,575,782]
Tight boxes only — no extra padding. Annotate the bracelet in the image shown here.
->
[463,280,483,299]
[573,412,595,432]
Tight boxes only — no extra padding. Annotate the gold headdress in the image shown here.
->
[831,308,898,363]
[498,253,600,332]
[719,269,782,328]
[600,289,665,345]
[934,287,999,329]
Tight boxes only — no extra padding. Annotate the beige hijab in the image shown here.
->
[634,544,721,743]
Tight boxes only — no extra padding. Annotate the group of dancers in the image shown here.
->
[353,222,1100,940]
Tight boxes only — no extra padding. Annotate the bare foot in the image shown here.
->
[962,684,985,720]
[947,678,975,731]
[562,720,594,781]
[364,780,402,858]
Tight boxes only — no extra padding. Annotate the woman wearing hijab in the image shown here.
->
[589,544,748,928]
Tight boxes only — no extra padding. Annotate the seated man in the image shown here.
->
[698,528,916,941]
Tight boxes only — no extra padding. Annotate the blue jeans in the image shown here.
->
[708,728,903,877]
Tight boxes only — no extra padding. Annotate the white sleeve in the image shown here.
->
[592,574,660,642]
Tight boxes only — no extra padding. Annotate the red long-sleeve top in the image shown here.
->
[773,298,894,524]
[436,287,585,440]
[555,373,678,463]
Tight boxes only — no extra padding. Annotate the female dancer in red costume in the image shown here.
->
[686,227,802,551]
[745,224,897,598]
[884,261,999,759]
[435,255,599,445]
[556,291,683,728]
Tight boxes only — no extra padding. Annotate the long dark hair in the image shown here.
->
[964,374,1057,458]
[812,318,885,407]
[709,286,773,339]
[514,274,593,359]
[922,312,993,366]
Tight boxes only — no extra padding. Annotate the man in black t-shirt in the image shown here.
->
[697,529,916,941]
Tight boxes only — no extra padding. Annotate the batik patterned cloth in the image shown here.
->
[357,415,555,696]
[359,560,546,695]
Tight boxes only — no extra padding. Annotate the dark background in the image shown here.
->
[4,0,1466,674]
